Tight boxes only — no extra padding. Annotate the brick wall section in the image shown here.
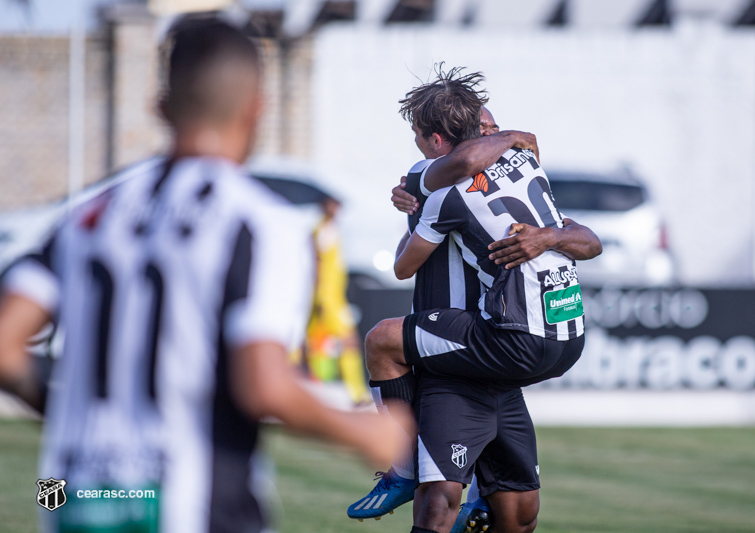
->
[251,36,315,159]
[111,13,170,169]
[83,37,109,194]
[256,38,284,156]
[0,36,109,211]
[0,20,315,211]
[281,35,313,159]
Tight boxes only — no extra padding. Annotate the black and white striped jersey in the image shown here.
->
[415,148,584,341]
[2,156,314,532]
[405,159,481,314]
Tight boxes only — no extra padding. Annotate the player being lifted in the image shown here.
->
[349,68,601,533]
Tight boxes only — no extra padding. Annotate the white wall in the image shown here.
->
[311,23,755,287]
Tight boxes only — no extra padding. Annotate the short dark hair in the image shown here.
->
[161,16,262,125]
[399,65,489,147]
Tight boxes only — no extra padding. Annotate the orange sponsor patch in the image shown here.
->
[466,173,489,193]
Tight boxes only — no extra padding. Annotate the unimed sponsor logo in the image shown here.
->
[544,284,584,324]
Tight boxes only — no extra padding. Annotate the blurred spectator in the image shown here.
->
[306,196,371,406]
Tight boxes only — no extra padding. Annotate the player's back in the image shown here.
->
[405,159,481,313]
[417,148,584,341]
[40,156,311,532]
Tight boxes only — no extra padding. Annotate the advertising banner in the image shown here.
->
[534,287,755,390]
[350,283,755,391]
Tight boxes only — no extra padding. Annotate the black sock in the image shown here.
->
[410,527,439,533]
[369,372,416,407]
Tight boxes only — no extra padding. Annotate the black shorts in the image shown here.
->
[414,375,539,494]
[403,308,584,386]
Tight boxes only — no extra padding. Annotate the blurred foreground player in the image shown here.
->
[0,18,406,533]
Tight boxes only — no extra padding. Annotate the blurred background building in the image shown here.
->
[2,0,755,286]
[2,0,755,405]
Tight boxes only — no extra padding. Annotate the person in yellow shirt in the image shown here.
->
[307,196,371,405]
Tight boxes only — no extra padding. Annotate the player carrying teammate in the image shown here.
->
[351,68,601,533]
[0,17,407,533]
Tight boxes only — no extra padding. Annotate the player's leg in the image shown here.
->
[365,317,415,416]
[348,317,416,519]
[451,475,492,533]
[348,312,490,521]
[469,388,540,533]
[466,474,481,502]
[485,490,539,533]
[364,316,412,381]
[354,308,483,520]
[414,481,464,533]
[412,377,496,532]
[365,310,477,444]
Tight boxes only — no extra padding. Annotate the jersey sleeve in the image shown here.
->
[0,235,60,313]
[414,186,467,244]
[223,208,314,351]
[405,159,435,234]
[418,156,443,197]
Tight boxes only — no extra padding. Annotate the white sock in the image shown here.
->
[391,451,415,480]
[370,385,388,414]
[466,474,480,502]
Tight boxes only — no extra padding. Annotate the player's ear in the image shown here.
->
[252,91,264,121]
[240,90,264,125]
[431,132,443,148]
[240,91,265,159]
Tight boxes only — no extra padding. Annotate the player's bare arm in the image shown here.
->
[395,229,411,258]
[394,232,441,280]
[230,340,411,467]
[489,218,603,269]
[0,292,51,411]
[423,130,539,192]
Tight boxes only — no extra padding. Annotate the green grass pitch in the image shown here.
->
[2,420,754,532]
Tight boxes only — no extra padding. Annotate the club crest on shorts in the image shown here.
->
[37,478,67,511]
[428,312,439,322]
[451,444,467,468]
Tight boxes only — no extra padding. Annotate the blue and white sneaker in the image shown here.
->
[347,468,416,521]
[451,497,492,533]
